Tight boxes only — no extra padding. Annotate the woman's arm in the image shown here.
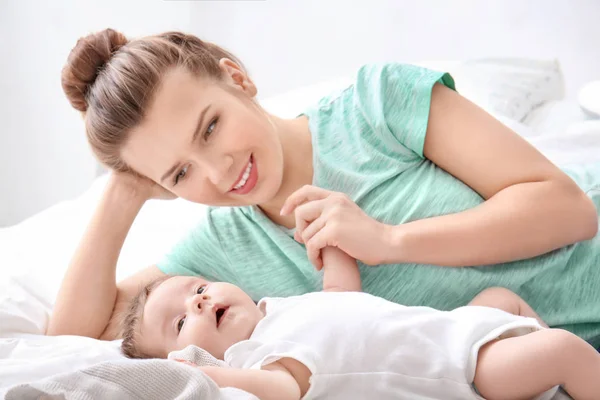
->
[100,265,166,340]
[47,174,168,339]
[321,247,361,292]
[383,84,597,267]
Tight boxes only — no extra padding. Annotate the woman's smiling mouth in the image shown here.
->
[229,155,258,195]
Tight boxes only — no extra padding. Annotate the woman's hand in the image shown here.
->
[281,185,391,269]
[109,171,177,201]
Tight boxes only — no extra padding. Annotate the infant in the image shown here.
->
[121,247,598,400]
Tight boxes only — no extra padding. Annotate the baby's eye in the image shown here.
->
[177,316,186,333]
[197,285,207,295]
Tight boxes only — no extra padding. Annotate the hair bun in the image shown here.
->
[61,28,128,112]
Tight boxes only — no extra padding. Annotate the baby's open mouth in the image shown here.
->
[216,307,228,327]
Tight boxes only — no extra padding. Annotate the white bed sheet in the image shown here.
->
[2,59,597,398]
[0,177,211,390]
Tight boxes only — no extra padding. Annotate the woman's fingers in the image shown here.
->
[299,215,327,245]
[293,199,328,242]
[280,185,332,216]
[306,227,330,270]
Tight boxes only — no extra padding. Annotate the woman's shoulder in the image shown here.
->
[306,62,454,116]
[306,63,415,101]
[354,61,455,104]
[353,62,453,92]
[355,61,440,81]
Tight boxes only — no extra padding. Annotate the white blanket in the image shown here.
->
[3,345,256,400]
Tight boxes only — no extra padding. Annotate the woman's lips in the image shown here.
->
[230,155,258,195]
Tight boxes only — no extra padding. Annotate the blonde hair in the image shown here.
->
[61,28,245,172]
[121,275,171,359]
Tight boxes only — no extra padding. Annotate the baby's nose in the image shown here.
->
[189,293,210,311]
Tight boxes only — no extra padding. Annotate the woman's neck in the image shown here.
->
[258,115,313,229]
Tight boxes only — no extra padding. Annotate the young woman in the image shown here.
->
[48,29,600,348]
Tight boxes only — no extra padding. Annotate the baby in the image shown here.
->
[121,247,599,400]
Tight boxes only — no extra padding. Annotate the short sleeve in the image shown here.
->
[225,339,320,376]
[354,63,455,158]
[156,208,234,283]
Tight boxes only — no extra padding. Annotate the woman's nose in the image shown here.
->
[195,154,234,187]
[206,165,227,186]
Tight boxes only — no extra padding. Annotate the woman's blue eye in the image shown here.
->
[177,316,186,333]
[204,118,218,140]
[174,166,188,185]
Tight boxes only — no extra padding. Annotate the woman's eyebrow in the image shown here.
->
[159,104,211,184]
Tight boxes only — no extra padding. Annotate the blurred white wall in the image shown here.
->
[1,0,599,226]
[190,0,600,100]
[0,0,191,227]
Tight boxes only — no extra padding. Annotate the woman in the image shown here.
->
[48,29,600,347]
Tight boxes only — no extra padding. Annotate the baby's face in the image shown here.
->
[139,276,263,359]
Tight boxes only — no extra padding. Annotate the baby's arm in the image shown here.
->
[189,357,311,400]
[321,246,362,292]
[468,287,548,327]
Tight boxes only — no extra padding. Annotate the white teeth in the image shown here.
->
[234,160,253,190]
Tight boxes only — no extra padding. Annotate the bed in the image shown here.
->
[1,58,598,398]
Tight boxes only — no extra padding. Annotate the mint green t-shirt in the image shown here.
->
[158,63,600,346]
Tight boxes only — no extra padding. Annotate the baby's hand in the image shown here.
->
[322,247,362,292]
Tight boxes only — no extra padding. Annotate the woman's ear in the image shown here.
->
[218,58,257,97]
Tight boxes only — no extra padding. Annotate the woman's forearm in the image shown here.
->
[384,180,597,267]
[46,177,146,338]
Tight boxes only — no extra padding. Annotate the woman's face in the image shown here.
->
[121,60,285,206]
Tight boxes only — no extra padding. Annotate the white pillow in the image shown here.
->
[0,277,51,338]
[448,58,565,123]
[578,80,600,118]
[521,99,591,137]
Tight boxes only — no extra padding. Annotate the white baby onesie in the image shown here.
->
[224,291,558,400]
